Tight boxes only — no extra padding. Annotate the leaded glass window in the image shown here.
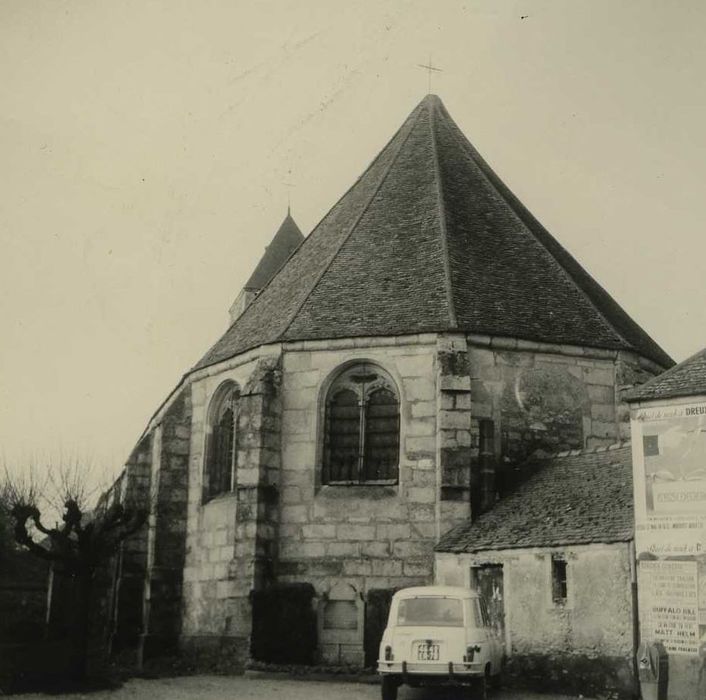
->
[204,382,239,502]
[323,364,399,484]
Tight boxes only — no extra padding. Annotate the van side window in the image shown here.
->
[473,599,483,627]
[479,597,491,627]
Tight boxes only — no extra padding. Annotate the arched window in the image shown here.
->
[323,364,400,484]
[204,382,240,502]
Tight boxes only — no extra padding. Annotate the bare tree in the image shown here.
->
[1,458,146,682]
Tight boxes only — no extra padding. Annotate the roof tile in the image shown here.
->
[436,444,634,553]
[626,347,706,402]
[194,95,672,372]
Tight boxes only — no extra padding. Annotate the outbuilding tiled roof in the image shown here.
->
[625,346,706,402]
[244,213,304,291]
[436,444,634,553]
[194,95,671,371]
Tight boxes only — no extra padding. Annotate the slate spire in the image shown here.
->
[203,95,671,370]
[228,211,304,324]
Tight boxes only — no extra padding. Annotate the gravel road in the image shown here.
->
[9,674,586,700]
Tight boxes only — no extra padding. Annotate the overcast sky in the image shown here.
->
[2,0,705,476]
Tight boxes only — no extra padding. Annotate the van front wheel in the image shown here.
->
[381,675,399,700]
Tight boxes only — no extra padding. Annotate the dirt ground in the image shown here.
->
[9,675,589,700]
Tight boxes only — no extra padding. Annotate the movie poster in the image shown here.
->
[638,561,700,654]
[631,402,706,556]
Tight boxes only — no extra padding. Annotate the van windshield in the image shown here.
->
[397,597,464,627]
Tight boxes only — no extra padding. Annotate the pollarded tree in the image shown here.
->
[1,460,146,682]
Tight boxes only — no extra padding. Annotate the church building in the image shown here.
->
[99,95,672,683]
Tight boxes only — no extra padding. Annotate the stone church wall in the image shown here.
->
[180,349,281,669]
[140,386,191,659]
[277,335,449,665]
[466,338,662,510]
[102,332,662,671]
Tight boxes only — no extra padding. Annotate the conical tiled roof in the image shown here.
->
[243,212,304,291]
[195,95,672,371]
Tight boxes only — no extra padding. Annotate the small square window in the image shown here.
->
[551,556,568,604]
[643,434,659,457]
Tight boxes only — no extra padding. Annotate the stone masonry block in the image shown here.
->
[280,467,314,488]
[282,389,314,411]
[365,576,392,589]
[238,467,260,486]
[338,524,376,540]
[437,335,468,352]
[411,401,436,418]
[582,367,614,386]
[439,394,455,410]
[393,541,433,559]
[403,377,435,401]
[281,486,303,504]
[361,541,390,558]
[279,524,302,539]
[396,354,433,378]
[213,562,229,579]
[590,420,618,438]
[591,403,616,422]
[344,560,372,576]
[287,370,320,390]
[406,487,435,504]
[216,579,238,600]
[455,430,471,447]
[404,559,433,577]
[300,542,326,558]
[410,522,436,539]
[376,523,412,540]
[439,411,471,430]
[439,376,471,392]
[285,352,313,371]
[326,542,360,557]
[408,418,436,436]
[405,436,436,455]
[372,559,403,576]
[279,541,324,559]
[302,524,337,539]
[415,458,435,469]
[280,505,309,523]
[439,432,458,448]
[409,504,435,522]
[411,469,436,487]
[455,394,472,410]
[282,409,312,436]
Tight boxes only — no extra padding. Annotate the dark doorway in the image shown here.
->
[471,564,505,649]
[364,588,396,669]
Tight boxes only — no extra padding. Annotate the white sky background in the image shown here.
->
[2,0,706,479]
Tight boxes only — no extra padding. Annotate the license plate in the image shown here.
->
[416,643,440,661]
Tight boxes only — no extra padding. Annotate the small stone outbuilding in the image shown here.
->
[435,443,638,697]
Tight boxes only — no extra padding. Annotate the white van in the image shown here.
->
[377,586,503,699]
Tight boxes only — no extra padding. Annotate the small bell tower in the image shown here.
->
[228,211,304,325]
